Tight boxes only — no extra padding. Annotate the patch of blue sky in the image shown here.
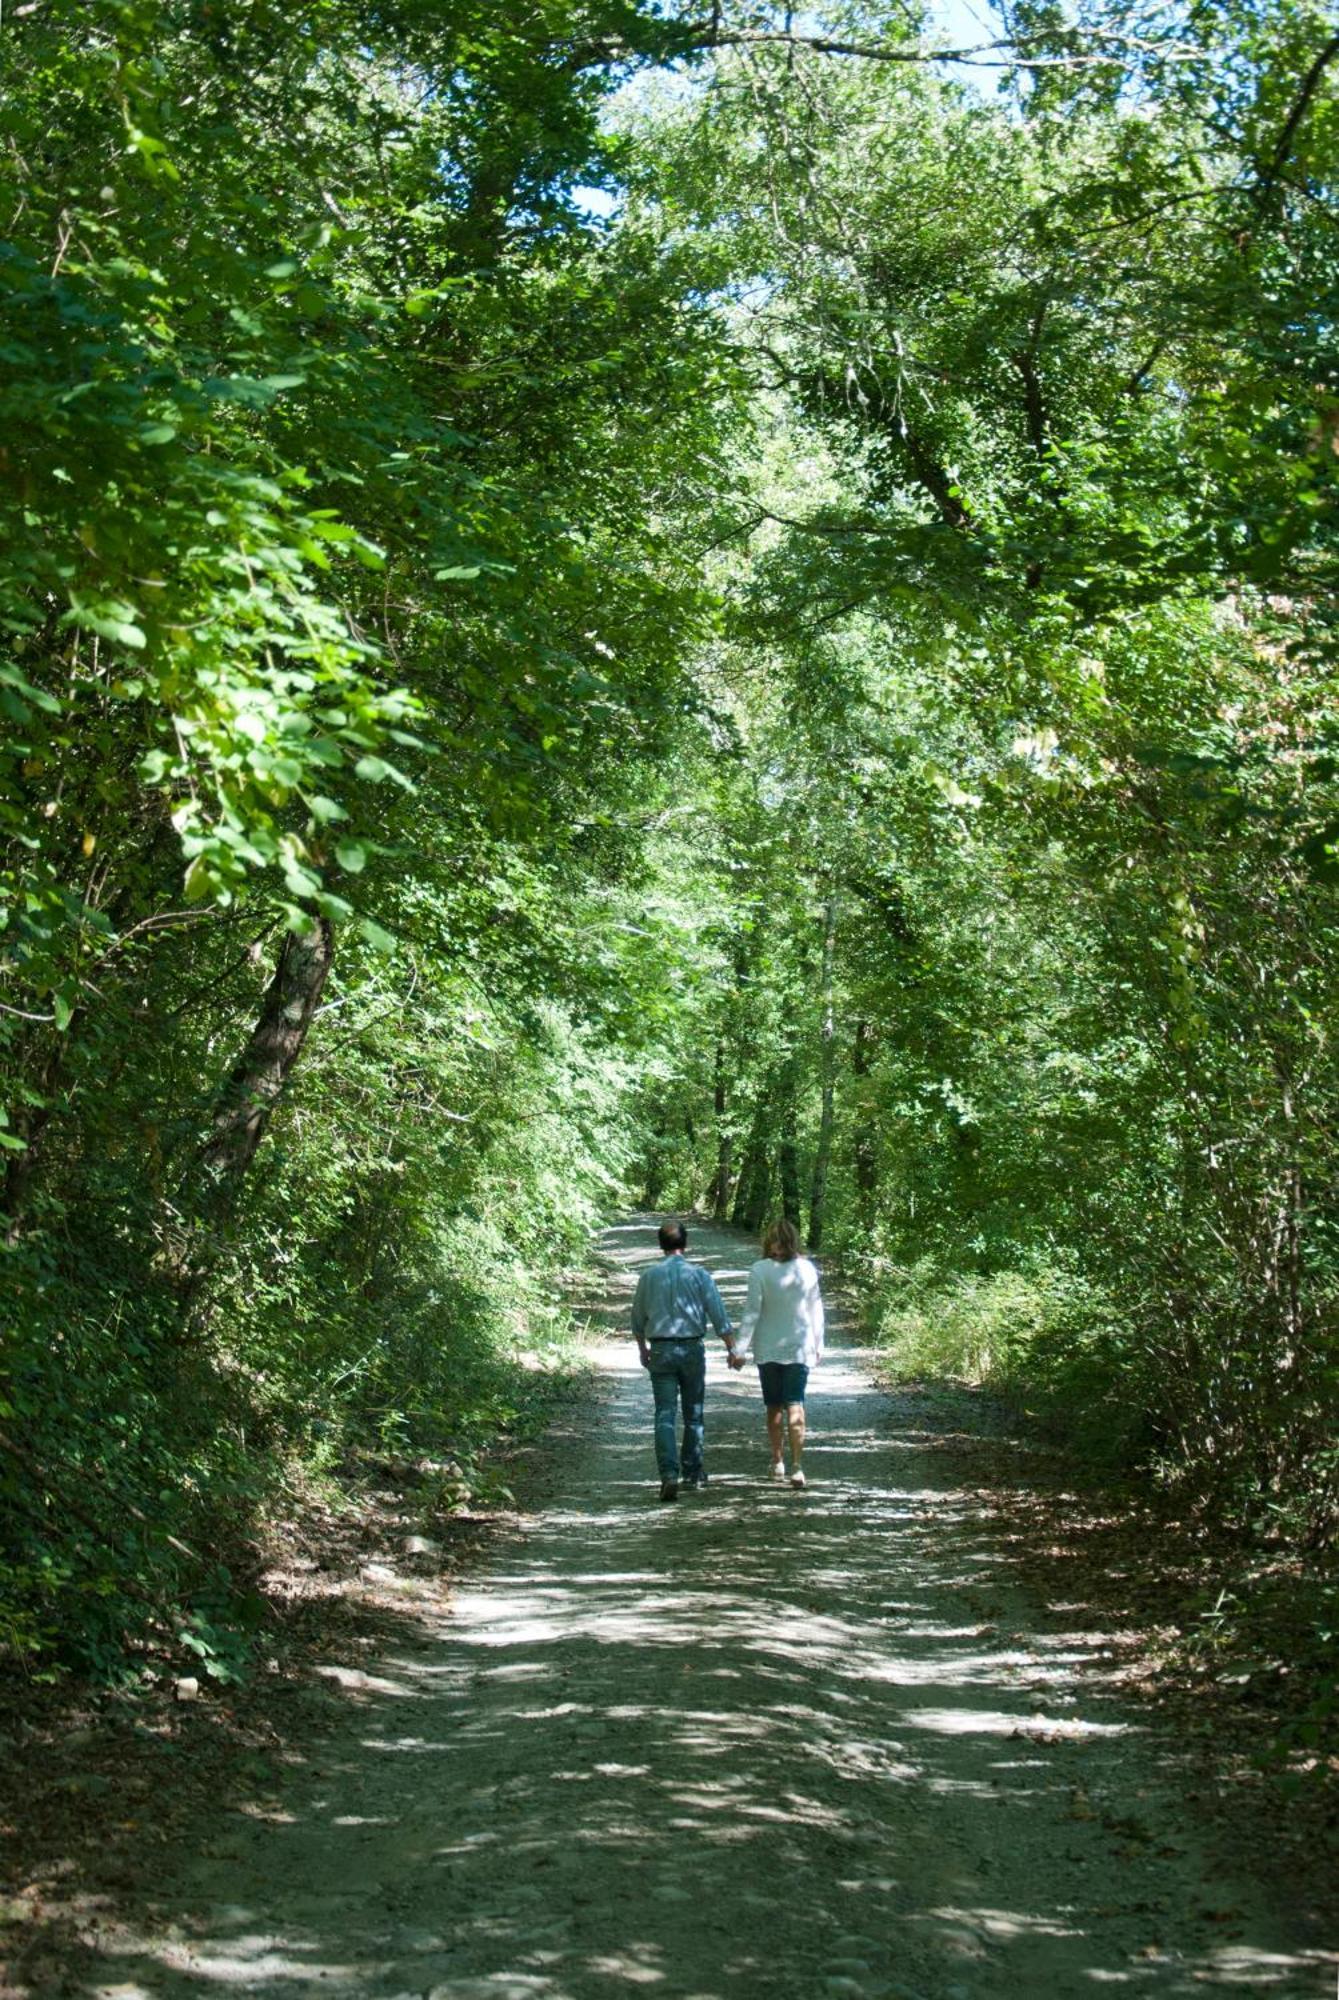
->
[572,185,623,219]
[930,0,1012,94]
[572,0,1014,219]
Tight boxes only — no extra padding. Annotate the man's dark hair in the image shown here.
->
[658,1218,688,1254]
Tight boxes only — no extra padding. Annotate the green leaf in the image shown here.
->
[306,795,347,824]
[0,663,62,715]
[359,917,397,953]
[65,600,147,650]
[354,755,412,790]
[183,855,214,902]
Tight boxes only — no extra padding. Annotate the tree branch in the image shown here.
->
[702,27,1181,70]
[1254,33,1339,210]
[1012,302,1050,461]
[1124,339,1167,397]
[566,19,1199,75]
[757,506,901,538]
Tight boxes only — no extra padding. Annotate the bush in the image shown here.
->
[871,1254,1151,1463]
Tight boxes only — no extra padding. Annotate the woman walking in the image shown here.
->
[736,1218,825,1488]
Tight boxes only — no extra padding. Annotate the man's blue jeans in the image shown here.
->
[646,1339,706,1481]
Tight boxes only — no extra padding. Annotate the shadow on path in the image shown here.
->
[55,1218,1332,1998]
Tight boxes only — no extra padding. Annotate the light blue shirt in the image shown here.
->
[631,1254,732,1343]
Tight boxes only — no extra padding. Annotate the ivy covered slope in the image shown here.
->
[3,0,1339,1688]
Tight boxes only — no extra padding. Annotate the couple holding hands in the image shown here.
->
[630,1216,826,1501]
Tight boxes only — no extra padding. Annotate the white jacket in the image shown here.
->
[737,1256,825,1365]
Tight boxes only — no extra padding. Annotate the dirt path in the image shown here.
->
[52,1218,1333,1997]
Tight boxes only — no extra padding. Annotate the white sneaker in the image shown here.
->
[770,1460,786,1481]
[790,1468,806,1490]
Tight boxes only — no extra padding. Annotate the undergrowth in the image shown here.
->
[864,1250,1339,1776]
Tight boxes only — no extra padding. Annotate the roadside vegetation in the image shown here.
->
[2,1,1336,1762]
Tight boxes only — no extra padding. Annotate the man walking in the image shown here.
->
[631,1219,737,1502]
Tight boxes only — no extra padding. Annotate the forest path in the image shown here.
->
[73,1217,1328,1999]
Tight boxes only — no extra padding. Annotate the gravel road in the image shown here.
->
[71,1218,1332,1998]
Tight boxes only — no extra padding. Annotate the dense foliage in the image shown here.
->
[634,0,1339,1544]
[2,0,1337,1680]
[0,0,736,1673]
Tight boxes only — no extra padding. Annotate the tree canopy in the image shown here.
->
[2,0,1337,1681]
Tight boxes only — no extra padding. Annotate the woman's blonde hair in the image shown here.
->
[763,1217,801,1261]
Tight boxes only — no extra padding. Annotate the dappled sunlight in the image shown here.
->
[901,1707,1135,1739]
[930,1903,1084,1941]
[67,1219,1326,1998]
[312,1663,422,1698]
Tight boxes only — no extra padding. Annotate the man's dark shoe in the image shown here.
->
[659,1479,679,1502]
[684,1472,708,1489]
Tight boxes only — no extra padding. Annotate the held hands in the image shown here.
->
[636,1336,745,1370]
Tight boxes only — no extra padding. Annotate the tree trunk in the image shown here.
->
[731,1094,767,1229]
[742,1146,773,1234]
[778,1059,801,1229]
[711,1041,733,1219]
[852,1019,878,1215]
[456,155,520,266]
[1274,1076,1304,1357]
[807,891,838,1252]
[732,1088,776,1234]
[197,917,334,1199]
